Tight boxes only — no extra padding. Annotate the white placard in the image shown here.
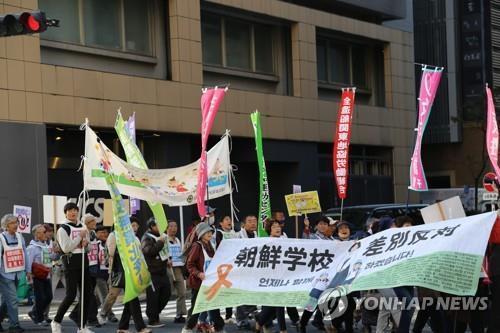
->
[293,185,302,194]
[13,205,31,234]
[43,195,68,224]
[420,196,466,223]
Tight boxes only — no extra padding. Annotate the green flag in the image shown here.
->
[96,143,151,303]
[114,113,168,233]
[250,111,270,237]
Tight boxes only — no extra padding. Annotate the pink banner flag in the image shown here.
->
[196,87,227,217]
[486,85,500,179]
[409,67,443,191]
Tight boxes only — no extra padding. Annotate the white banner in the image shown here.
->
[194,212,496,313]
[83,126,231,207]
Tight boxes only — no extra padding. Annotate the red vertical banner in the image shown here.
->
[332,88,356,199]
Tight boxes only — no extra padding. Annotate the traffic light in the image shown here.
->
[0,10,58,37]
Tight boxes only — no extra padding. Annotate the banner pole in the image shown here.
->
[80,191,87,330]
[179,206,185,248]
[227,132,235,231]
[295,216,298,238]
[340,198,344,222]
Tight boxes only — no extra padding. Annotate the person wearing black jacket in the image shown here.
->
[141,218,171,328]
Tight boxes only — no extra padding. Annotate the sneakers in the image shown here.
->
[138,329,152,333]
[50,321,62,333]
[27,312,38,325]
[174,316,186,324]
[77,327,95,333]
[108,314,119,323]
[87,320,102,328]
[182,328,194,333]
[147,321,165,328]
[44,318,53,324]
[97,315,106,326]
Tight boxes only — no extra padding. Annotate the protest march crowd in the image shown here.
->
[0,200,499,333]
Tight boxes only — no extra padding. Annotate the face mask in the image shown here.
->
[208,216,215,225]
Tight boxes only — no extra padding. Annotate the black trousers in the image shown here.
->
[489,276,500,333]
[145,273,171,322]
[257,306,286,331]
[185,289,224,331]
[118,297,146,331]
[286,307,300,324]
[54,266,91,328]
[70,275,98,323]
[332,296,356,333]
[300,308,324,328]
[33,278,52,323]
[413,304,445,333]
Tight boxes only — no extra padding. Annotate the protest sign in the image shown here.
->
[115,112,167,232]
[103,199,129,227]
[285,191,322,216]
[293,185,302,194]
[420,196,465,223]
[194,212,496,312]
[42,195,67,224]
[193,238,352,313]
[13,205,31,234]
[84,125,231,207]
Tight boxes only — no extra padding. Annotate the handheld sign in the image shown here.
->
[43,195,67,224]
[103,199,130,227]
[13,205,31,234]
[420,196,466,223]
[285,191,321,216]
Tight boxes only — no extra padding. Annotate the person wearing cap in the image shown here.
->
[182,223,225,333]
[335,220,354,241]
[0,214,30,333]
[51,202,92,333]
[302,216,336,240]
[141,218,171,328]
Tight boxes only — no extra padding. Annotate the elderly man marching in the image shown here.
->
[0,214,30,333]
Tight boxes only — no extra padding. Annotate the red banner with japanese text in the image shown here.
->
[332,88,356,199]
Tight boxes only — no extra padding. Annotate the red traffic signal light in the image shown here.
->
[0,10,58,37]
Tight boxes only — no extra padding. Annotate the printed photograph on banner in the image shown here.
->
[13,205,31,234]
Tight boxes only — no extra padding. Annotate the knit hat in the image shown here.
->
[378,216,395,231]
[196,222,213,240]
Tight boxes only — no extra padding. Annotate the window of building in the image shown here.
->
[316,32,386,106]
[40,0,153,56]
[201,12,275,75]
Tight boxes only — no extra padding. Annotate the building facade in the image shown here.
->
[0,0,416,233]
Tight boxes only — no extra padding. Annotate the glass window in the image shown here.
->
[225,19,251,70]
[254,25,274,73]
[124,0,151,54]
[316,39,327,82]
[40,0,153,56]
[352,46,366,87]
[201,14,222,66]
[329,44,349,84]
[83,0,121,50]
[40,0,80,44]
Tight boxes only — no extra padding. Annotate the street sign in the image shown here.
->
[483,172,498,192]
[482,192,499,201]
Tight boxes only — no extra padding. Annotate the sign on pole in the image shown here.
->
[103,198,130,226]
[43,195,67,225]
[13,205,31,234]
[285,191,322,216]
[420,196,466,223]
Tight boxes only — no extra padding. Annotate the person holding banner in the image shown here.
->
[167,220,187,323]
[183,223,225,333]
[51,202,92,333]
[141,218,171,328]
[27,225,57,326]
[0,214,30,333]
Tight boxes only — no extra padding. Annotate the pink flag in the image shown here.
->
[196,87,227,217]
[409,67,443,191]
[486,85,500,179]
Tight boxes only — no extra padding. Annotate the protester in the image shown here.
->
[236,215,258,329]
[335,220,355,241]
[100,216,140,323]
[51,202,92,333]
[42,223,61,323]
[70,214,101,328]
[395,216,414,228]
[142,218,171,328]
[255,219,287,333]
[167,220,187,323]
[27,225,57,326]
[272,210,288,237]
[92,225,116,323]
[303,216,336,240]
[182,223,225,333]
[490,217,500,332]
[0,214,30,333]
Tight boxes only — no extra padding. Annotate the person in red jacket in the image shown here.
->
[182,223,225,333]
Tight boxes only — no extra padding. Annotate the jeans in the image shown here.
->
[168,267,187,317]
[185,289,224,331]
[146,273,171,323]
[118,297,146,331]
[33,278,53,323]
[0,275,19,327]
[376,288,401,333]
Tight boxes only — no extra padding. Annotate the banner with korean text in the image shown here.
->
[84,126,231,207]
[333,88,356,199]
[193,212,496,312]
[409,67,443,191]
[197,87,227,217]
[486,85,500,179]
